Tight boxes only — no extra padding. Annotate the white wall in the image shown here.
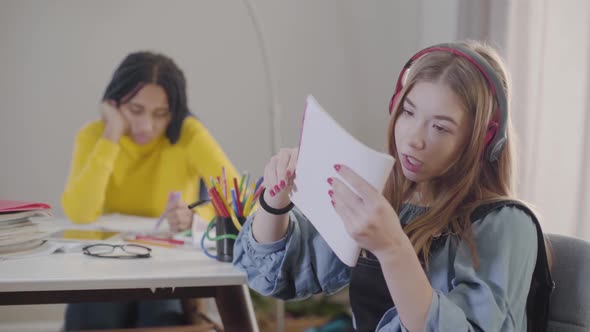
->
[0,0,434,217]
[505,0,590,237]
[0,0,272,216]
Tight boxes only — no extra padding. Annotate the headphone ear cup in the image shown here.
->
[389,66,410,114]
[484,120,499,147]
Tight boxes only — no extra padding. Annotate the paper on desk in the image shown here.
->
[96,214,165,233]
[290,95,395,267]
[0,241,83,261]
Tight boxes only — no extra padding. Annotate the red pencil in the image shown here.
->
[135,235,184,246]
[233,177,240,200]
[222,167,227,201]
[252,185,264,202]
[208,188,223,217]
[208,188,224,216]
[209,187,229,217]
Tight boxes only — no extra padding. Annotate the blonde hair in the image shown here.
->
[384,40,515,268]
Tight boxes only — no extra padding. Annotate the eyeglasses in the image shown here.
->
[82,244,151,259]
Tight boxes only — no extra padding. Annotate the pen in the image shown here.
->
[154,192,181,231]
[155,195,210,231]
[187,199,210,210]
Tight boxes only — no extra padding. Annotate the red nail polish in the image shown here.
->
[274,185,280,192]
[270,190,276,197]
[280,180,286,188]
[286,170,292,177]
[327,178,333,185]
[334,164,341,171]
[328,190,334,197]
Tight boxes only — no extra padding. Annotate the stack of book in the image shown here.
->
[0,200,52,254]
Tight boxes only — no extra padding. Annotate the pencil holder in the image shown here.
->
[215,216,245,262]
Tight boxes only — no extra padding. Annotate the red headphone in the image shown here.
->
[389,43,507,162]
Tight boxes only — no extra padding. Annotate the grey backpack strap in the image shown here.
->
[471,200,554,332]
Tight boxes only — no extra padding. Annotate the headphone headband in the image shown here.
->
[389,43,508,162]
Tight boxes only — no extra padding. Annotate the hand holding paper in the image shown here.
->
[290,95,395,266]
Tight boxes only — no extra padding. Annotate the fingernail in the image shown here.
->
[269,189,276,197]
[274,185,280,192]
[328,190,334,197]
[327,177,333,185]
[280,180,286,188]
[334,164,341,171]
[286,170,292,177]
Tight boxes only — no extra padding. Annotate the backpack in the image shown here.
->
[471,201,555,332]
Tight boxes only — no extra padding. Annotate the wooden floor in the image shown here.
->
[80,326,215,332]
[259,317,328,332]
[79,317,328,332]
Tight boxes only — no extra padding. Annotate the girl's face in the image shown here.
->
[121,84,172,145]
[394,81,471,183]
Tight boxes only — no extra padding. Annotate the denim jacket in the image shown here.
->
[233,205,537,331]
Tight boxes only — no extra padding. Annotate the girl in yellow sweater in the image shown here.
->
[62,51,239,330]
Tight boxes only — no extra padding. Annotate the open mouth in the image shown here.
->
[401,154,423,173]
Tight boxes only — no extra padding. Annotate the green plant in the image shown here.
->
[249,289,349,319]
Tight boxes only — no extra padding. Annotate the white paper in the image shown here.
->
[290,95,395,266]
[0,241,83,261]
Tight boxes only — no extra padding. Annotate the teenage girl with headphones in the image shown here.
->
[233,40,553,331]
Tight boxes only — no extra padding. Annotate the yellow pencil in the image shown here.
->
[228,204,242,231]
[243,183,256,216]
[242,195,252,217]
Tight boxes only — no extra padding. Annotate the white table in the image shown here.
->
[0,215,259,331]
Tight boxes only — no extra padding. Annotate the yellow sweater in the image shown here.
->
[62,117,239,223]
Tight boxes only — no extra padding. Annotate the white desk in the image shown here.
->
[0,215,259,332]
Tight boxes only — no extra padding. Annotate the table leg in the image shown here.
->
[215,285,259,332]
[276,299,285,332]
